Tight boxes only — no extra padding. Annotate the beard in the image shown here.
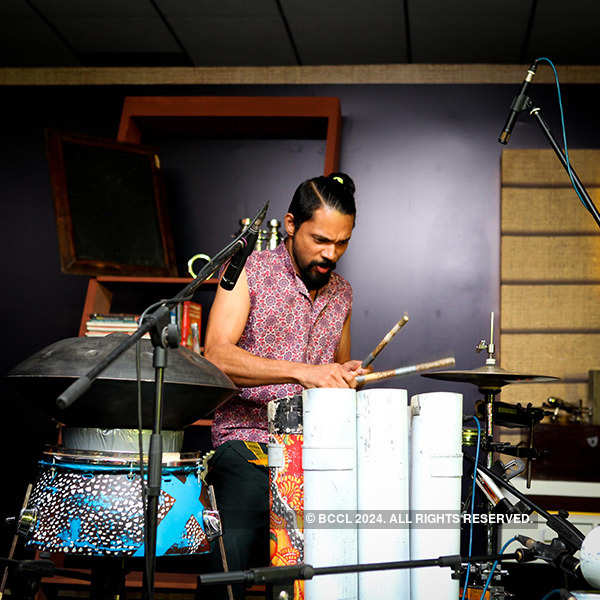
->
[291,241,336,291]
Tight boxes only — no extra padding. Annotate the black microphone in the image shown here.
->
[498,61,538,145]
[220,202,269,291]
[516,535,580,576]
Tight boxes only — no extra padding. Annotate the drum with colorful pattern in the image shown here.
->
[268,395,304,600]
[25,448,216,557]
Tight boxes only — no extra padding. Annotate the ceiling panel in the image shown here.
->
[410,0,533,63]
[31,0,181,54]
[0,0,78,66]
[528,0,600,65]
[155,0,297,66]
[283,0,407,65]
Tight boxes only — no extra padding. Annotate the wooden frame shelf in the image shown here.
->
[79,275,217,337]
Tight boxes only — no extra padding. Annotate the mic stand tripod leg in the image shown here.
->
[0,483,33,599]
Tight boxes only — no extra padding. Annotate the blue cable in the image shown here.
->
[535,57,590,214]
[540,589,563,600]
[480,535,518,598]
[461,415,481,600]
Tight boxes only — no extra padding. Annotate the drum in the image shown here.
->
[25,448,218,557]
[268,395,304,600]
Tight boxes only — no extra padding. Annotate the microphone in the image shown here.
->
[220,202,269,291]
[516,535,580,576]
[498,60,538,145]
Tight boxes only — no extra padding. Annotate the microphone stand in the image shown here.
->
[0,557,93,600]
[503,92,600,230]
[54,201,268,600]
[464,456,584,555]
[198,551,525,592]
[528,105,600,229]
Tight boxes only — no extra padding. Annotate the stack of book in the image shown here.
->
[85,301,202,354]
[85,313,149,338]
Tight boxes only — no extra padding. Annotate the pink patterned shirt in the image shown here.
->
[211,242,353,447]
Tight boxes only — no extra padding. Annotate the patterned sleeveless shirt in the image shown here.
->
[211,242,353,447]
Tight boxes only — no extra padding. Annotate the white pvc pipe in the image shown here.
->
[357,388,410,600]
[303,388,358,600]
[409,392,463,600]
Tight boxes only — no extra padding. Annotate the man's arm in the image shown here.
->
[204,269,356,388]
[335,310,367,376]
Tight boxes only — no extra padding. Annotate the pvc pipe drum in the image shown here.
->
[409,391,463,600]
[356,388,410,600]
[303,388,358,600]
[268,395,305,600]
[25,448,215,557]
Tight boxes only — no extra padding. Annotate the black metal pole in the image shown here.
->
[143,346,167,599]
[199,552,521,587]
[529,106,600,229]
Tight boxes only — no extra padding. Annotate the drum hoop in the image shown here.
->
[38,459,200,474]
[42,447,203,468]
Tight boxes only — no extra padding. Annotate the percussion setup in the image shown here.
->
[3,306,599,600]
[2,196,600,600]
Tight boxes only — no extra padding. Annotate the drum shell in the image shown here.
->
[409,391,463,600]
[26,452,211,557]
[356,388,410,600]
[303,388,358,600]
[268,395,304,600]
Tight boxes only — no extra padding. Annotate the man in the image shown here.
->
[204,172,365,595]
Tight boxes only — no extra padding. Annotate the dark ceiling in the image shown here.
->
[2,0,600,69]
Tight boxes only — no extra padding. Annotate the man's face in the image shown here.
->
[285,205,354,290]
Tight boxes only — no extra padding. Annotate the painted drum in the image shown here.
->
[25,448,216,557]
[268,395,304,600]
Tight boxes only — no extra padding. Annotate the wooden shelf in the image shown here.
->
[79,276,217,336]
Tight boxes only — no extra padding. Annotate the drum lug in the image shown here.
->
[16,507,38,538]
[202,509,222,541]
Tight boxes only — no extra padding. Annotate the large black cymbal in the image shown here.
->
[422,364,559,389]
[6,334,238,429]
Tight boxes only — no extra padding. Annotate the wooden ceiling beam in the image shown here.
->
[3,64,600,86]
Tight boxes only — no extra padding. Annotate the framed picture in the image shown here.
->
[46,130,177,277]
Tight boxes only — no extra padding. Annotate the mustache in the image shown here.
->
[309,258,336,270]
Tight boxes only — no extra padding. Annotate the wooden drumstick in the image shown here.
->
[362,315,409,368]
[356,356,455,384]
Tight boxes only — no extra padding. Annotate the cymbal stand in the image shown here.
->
[475,312,501,556]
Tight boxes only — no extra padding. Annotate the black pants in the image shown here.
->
[206,440,269,599]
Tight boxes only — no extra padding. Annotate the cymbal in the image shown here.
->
[422,364,559,389]
[6,334,238,430]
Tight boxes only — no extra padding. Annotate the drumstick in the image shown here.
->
[362,315,409,368]
[355,356,455,384]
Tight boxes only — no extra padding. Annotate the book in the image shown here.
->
[180,301,202,353]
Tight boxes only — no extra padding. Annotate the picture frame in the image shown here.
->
[46,129,177,277]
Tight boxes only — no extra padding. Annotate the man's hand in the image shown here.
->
[297,363,359,389]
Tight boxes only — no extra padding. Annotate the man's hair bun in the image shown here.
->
[328,172,356,195]
[288,171,357,229]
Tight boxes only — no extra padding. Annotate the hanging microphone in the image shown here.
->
[498,60,538,145]
[220,202,269,290]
